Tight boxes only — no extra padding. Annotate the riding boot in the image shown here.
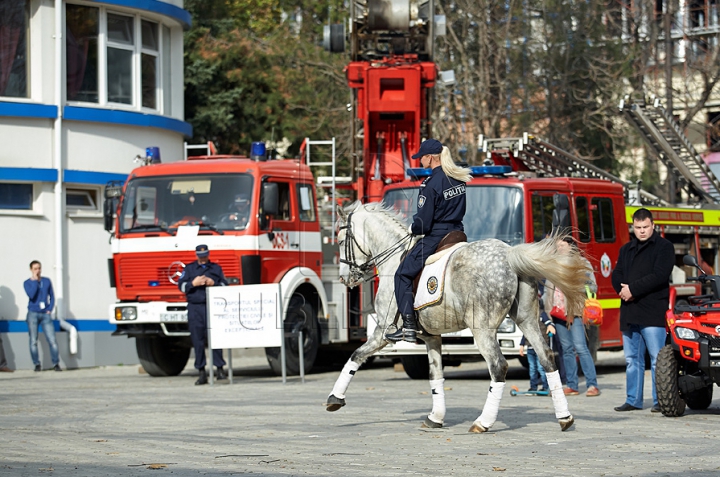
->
[385,313,418,343]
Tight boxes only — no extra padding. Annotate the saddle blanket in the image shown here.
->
[414,242,468,310]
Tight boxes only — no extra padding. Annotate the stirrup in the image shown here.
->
[385,328,417,343]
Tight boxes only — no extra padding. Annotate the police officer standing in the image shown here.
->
[178,244,228,385]
[386,139,472,343]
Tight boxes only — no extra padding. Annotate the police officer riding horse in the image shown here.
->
[387,139,472,343]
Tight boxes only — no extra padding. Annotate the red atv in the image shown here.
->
[656,254,720,417]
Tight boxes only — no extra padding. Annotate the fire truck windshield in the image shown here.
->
[383,185,524,245]
[119,173,254,233]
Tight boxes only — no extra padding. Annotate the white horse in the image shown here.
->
[325,202,590,432]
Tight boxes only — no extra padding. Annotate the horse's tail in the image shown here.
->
[505,236,592,318]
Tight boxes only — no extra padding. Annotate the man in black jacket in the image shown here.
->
[178,244,228,385]
[611,208,674,412]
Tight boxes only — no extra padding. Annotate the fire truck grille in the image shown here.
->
[119,256,241,290]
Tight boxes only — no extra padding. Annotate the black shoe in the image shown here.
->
[53,364,62,372]
[651,405,661,413]
[614,403,642,412]
[385,313,418,343]
[34,365,41,372]
[195,369,208,385]
[528,388,538,392]
[215,367,227,380]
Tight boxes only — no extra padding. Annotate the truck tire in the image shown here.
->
[400,355,429,380]
[655,345,686,417]
[684,384,713,410]
[136,336,190,377]
[265,295,319,376]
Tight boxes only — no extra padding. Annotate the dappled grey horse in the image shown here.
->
[325,202,590,432]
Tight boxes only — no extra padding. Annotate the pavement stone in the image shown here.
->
[1,351,719,476]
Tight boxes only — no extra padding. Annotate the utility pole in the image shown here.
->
[665,0,676,202]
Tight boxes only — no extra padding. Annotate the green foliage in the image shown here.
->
[184,1,348,155]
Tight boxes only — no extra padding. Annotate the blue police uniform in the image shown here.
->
[394,165,467,316]
[178,257,228,371]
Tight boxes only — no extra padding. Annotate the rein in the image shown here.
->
[338,211,413,284]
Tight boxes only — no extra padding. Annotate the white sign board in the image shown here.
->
[207,284,283,350]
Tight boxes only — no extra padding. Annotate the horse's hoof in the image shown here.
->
[559,415,574,431]
[325,394,346,412]
[421,417,443,429]
[468,423,488,433]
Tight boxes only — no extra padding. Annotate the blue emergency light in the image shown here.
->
[251,141,267,161]
[406,165,511,179]
[146,147,161,164]
[470,165,512,175]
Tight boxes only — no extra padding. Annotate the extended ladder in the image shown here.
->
[480,134,668,206]
[619,95,720,204]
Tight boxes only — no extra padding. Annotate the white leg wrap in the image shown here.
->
[546,370,571,419]
[428,378,446,424]
[476,381,505,429]
[330,360,360,399]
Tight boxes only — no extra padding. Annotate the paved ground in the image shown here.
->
[1,350,719,477]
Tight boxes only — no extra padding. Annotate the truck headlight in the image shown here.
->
[675,327,698,340]
[497,317,516,333]
[115,306,137,321]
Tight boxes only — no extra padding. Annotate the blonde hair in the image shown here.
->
[437,146,471,183]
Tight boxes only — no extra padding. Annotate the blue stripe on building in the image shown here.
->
[65,170,128,185]
[87,0,192,29]
[0,320,117,333]
[0,168,128,185]
[0,167,58,182]
[0,102,57,119]
[64,106,193,137]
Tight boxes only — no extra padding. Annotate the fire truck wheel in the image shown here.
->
[655,345,686,417]
[265,296,319,376]
[684,384,713,410]
[136,336,191,377]
[400,355,429,380]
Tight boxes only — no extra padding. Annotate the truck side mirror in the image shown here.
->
[259,182,278,230]
[103,198,112,231]
[552,193,570,234]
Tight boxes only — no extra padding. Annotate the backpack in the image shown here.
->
[582,285,603,326]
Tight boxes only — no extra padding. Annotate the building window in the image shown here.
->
[66,4,99,103]
[65,4,170,112]
[0,183,33,210]
[0,1,29,98]
[66,188,99,211]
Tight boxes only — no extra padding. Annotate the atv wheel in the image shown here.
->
[655,345,686,417]
[685,384,713,410]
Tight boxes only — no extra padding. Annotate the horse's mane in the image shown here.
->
[344,201,408,231]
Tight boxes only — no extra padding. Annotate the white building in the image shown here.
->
[0,0,190,369]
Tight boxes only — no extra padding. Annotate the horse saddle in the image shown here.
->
[411,231,468,310]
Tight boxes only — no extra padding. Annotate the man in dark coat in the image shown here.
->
[611,208,674,412]
[178,244,228,385]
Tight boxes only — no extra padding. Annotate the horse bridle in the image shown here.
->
[338,211,413,285]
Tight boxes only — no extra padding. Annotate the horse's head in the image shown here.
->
[336,204,376,288]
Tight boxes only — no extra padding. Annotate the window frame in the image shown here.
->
[65,3,169,113]
[66,186,102,217]
[0,0,30,99]
[0,182,42,216]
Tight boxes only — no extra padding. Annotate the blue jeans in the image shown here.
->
[27,311,59,366]
[622,324,666,408]
[555,317,598,391]
[527,348,548,390]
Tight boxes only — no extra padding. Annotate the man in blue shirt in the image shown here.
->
[387,139,471,342]
[178,244,228,385]
[23,261,61,371]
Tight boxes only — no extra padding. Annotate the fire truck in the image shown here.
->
[104,0,448,376]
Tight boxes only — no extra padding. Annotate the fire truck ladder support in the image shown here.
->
[480,135,668,206]
[619,95,720,204]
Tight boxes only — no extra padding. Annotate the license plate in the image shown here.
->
[160,312,187,322]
